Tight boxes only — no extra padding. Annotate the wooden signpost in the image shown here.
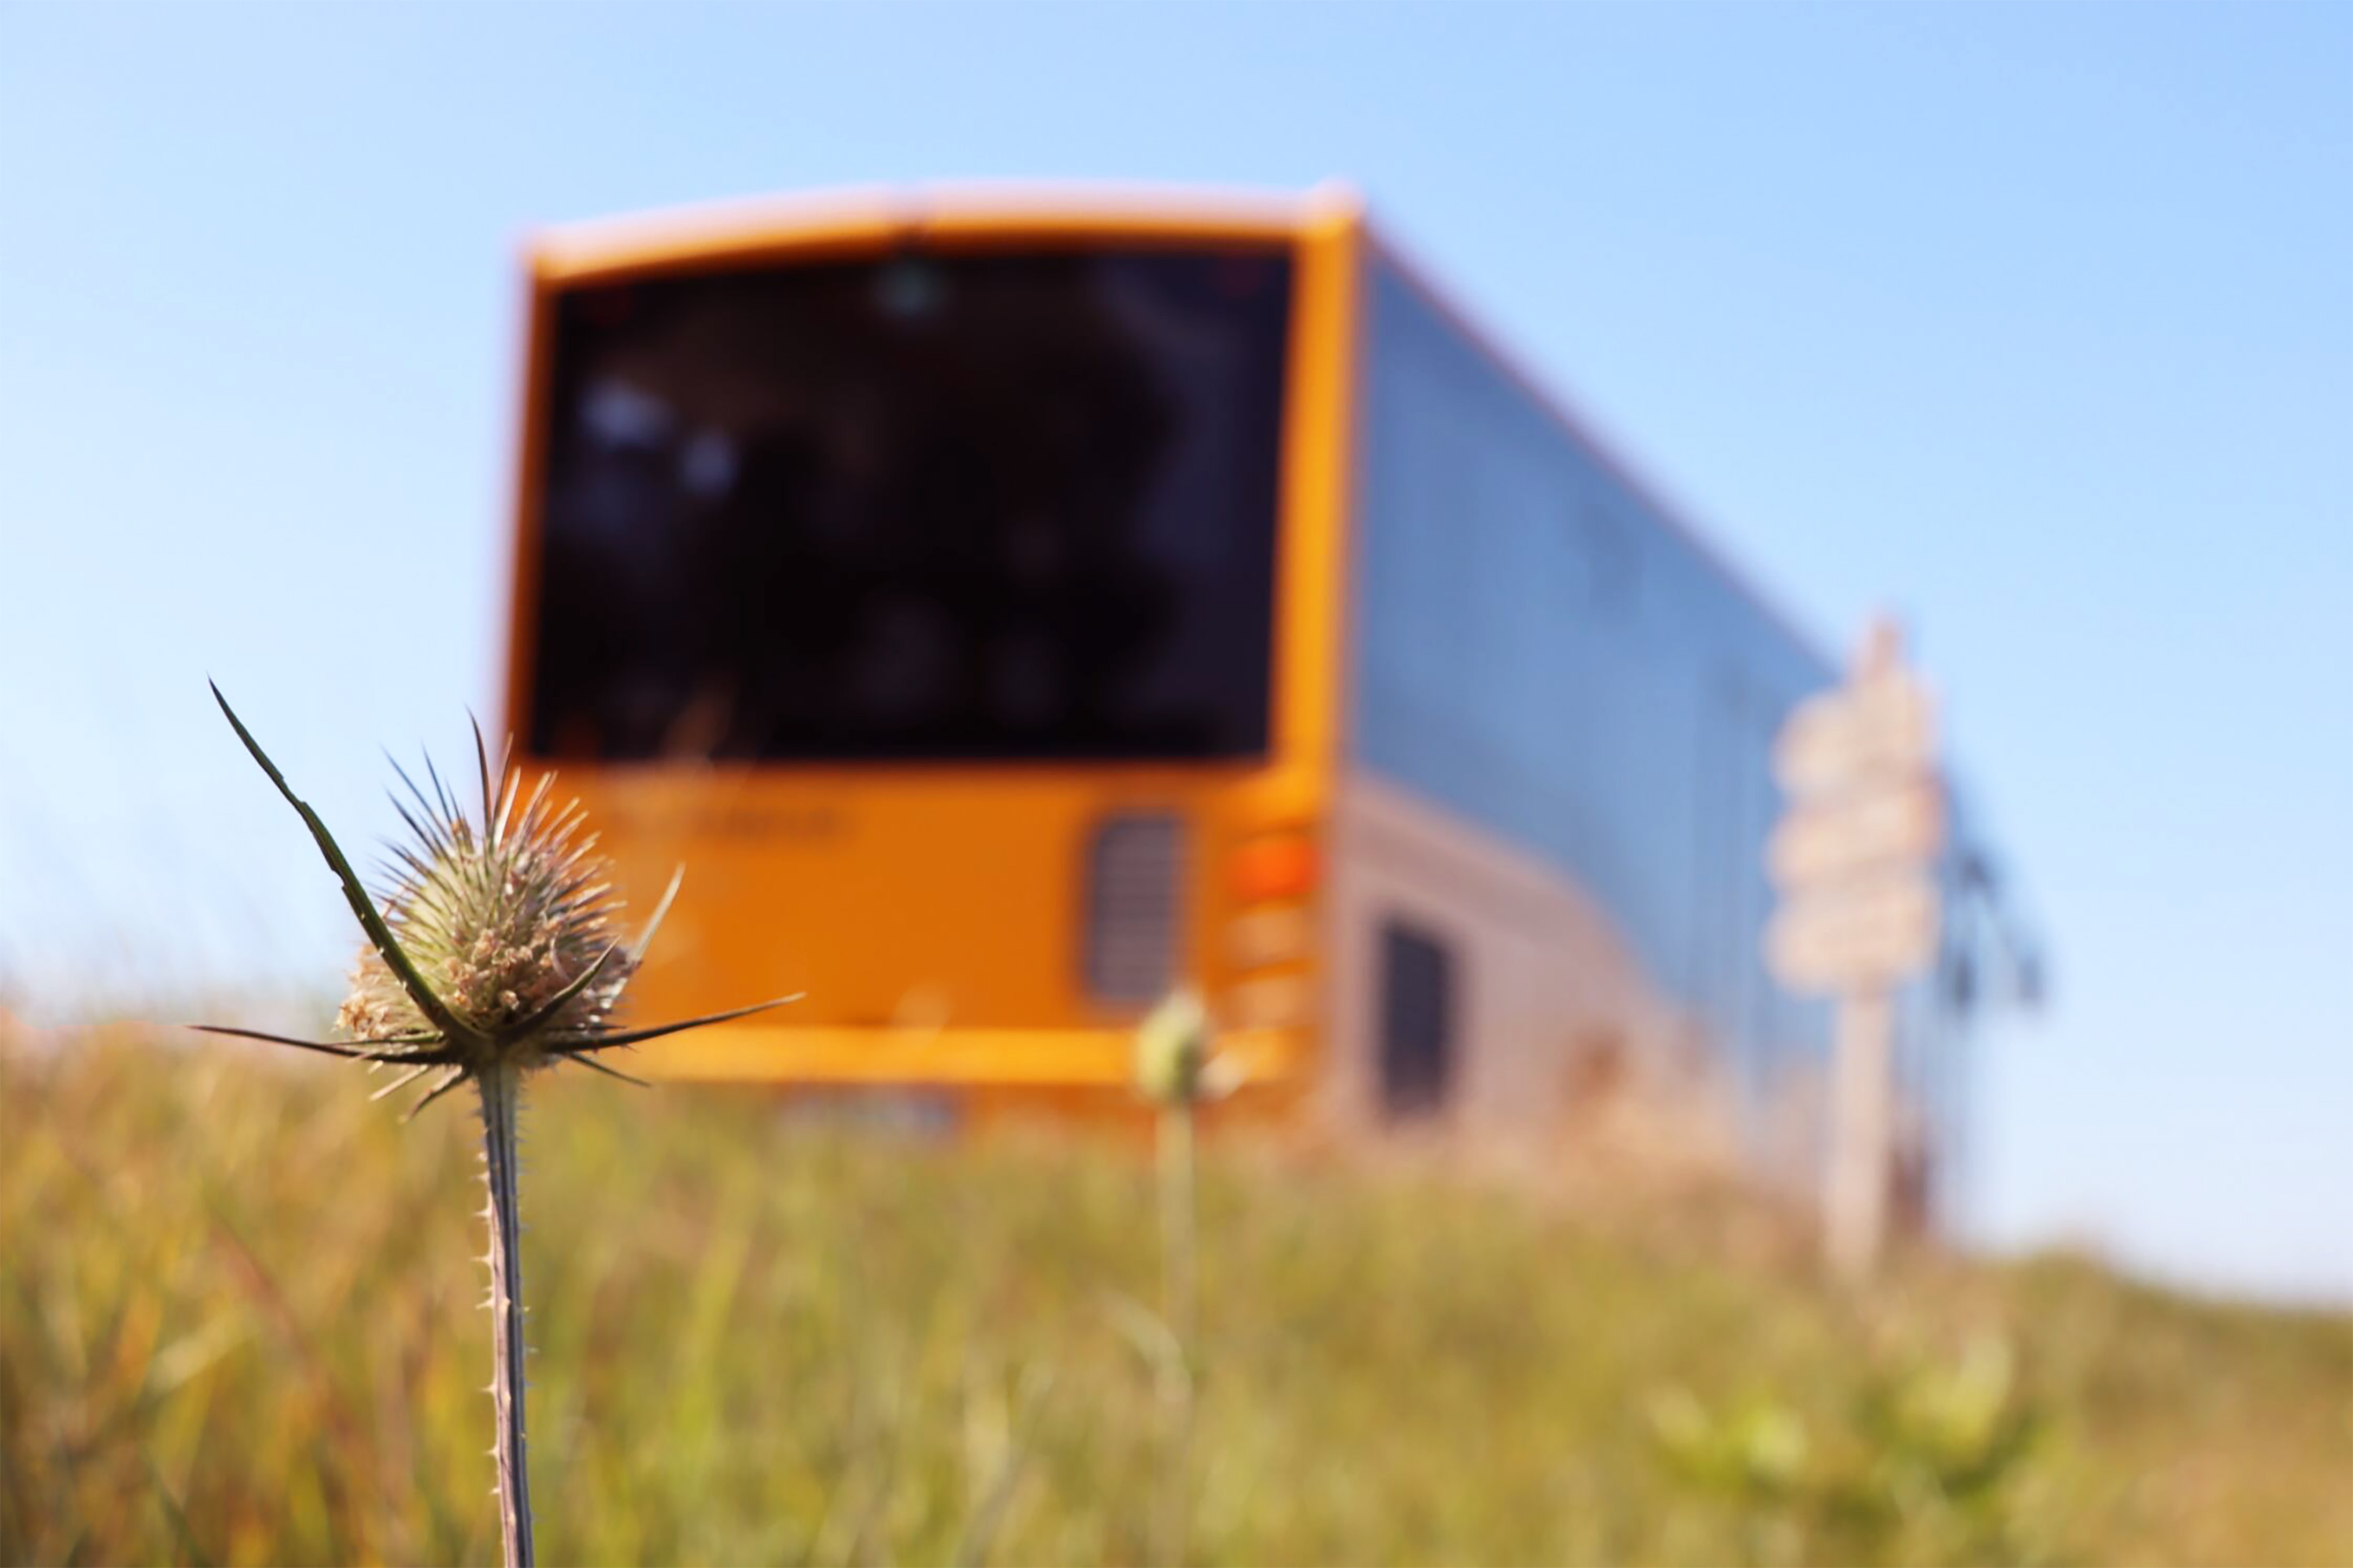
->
[1766,616,1944,1281]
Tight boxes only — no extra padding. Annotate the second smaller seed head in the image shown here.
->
[1133,988,1240,1108]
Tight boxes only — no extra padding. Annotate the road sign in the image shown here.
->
[1764,614,1944,1285]
[1766,778,1946,893]
[1766,617,1944,1000]
[1765,873,1940,992]
[1773,675,1935,799]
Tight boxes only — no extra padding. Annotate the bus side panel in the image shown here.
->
[1340,235,1843,1179]
[1322,773,1746,1167]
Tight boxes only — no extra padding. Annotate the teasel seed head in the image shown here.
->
[1133,988,1239,1109]
[195,682,798,1109]
[336,759,633,1068]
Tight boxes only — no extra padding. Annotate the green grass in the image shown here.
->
[5,1029,2348,1566]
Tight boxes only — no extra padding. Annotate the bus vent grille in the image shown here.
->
[1085,813,1187,1006]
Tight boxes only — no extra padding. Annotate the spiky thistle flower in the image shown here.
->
[330,746,640,1082]
[197,683,794,1568]
[198,684,786,1101]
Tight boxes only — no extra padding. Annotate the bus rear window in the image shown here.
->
[526,246,1292,762]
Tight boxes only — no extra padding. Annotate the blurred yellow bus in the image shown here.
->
[502,184,2006,1169]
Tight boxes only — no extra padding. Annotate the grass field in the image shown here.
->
[5,1028,2348,1566]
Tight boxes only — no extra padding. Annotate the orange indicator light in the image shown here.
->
[1230,835,1318,903]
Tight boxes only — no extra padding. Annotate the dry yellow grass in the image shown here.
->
[5,1027,2348,1566]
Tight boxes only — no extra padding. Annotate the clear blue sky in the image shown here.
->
[2,3,2346,1303]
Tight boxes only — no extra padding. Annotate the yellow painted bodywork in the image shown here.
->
[500,185,1366,1101]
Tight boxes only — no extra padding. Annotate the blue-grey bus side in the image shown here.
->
[1347,244,1853,1162]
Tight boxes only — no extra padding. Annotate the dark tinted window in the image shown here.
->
[527,247,1292,762]
[1379,920,1455,1119]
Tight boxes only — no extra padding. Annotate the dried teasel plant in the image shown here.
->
[196,684,795,1568]
[1129,990,1241,1568]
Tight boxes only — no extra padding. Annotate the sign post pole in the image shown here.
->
[1824,990,1893,1281]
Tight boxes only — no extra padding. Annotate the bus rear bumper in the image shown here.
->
[622,1022,1309,1088]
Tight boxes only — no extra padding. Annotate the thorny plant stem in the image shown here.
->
[478,1062,535,1568]
[1154,1101,1198,1568]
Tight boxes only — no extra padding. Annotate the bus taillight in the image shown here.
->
[1228,832,1318,904]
